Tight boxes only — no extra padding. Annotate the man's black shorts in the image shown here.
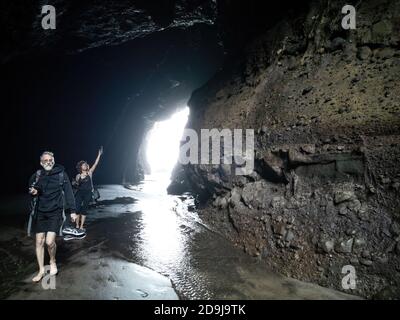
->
[34,208,63,234]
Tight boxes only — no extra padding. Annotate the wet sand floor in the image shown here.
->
[0,177,361,300]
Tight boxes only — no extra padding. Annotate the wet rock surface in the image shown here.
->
[0,183,360,300]
[169,0,400,298]
[9,249,179,300]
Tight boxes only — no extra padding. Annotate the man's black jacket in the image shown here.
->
[29,164,76,213]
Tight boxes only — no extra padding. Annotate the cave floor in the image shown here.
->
[0,178,361,300]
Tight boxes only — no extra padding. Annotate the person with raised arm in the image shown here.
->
[73,147,103,233]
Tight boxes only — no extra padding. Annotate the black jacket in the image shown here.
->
[29,164,76,212]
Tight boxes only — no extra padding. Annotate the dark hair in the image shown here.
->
[76,160,88,173]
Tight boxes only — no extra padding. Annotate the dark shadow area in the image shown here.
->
[1,24,223,194]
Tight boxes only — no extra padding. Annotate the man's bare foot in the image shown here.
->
[32,270,45,282]
[50,262,58,276]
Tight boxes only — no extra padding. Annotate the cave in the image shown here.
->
[1,0,400,301]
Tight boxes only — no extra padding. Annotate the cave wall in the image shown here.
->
[170,0,400,298]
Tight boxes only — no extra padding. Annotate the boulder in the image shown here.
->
[219,197,228,209]
[348,199,362,213]
[285,230,295,242]
[273,222,286,236]
[241,181,270,208]
[321,240,335,253]
[335,239,354,254]
[353,238,366,252]
[301,144,316,154]
[334,190,356,204]
[357,46,372,60]
[228,188,242,208]
[360,259,373,266]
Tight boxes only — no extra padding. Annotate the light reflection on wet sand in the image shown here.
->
[93,175,361,300]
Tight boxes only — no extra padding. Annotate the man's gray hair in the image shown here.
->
[40,151,55,160]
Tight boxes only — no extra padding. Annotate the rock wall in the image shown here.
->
[170,0,400,298]
[0,0,217,63]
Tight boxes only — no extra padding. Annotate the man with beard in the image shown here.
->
[28,151,77,282]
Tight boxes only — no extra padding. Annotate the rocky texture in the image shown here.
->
[170,0,400,298]
[0,0,217,63]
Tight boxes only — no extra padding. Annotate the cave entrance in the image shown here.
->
[145,107,189,181]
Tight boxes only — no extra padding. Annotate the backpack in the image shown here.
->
[89,174,100,203]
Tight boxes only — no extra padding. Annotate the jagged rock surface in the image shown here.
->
[0,0,217,63]
[170,0,400,298]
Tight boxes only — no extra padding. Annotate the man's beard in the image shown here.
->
[42,162,54,171]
